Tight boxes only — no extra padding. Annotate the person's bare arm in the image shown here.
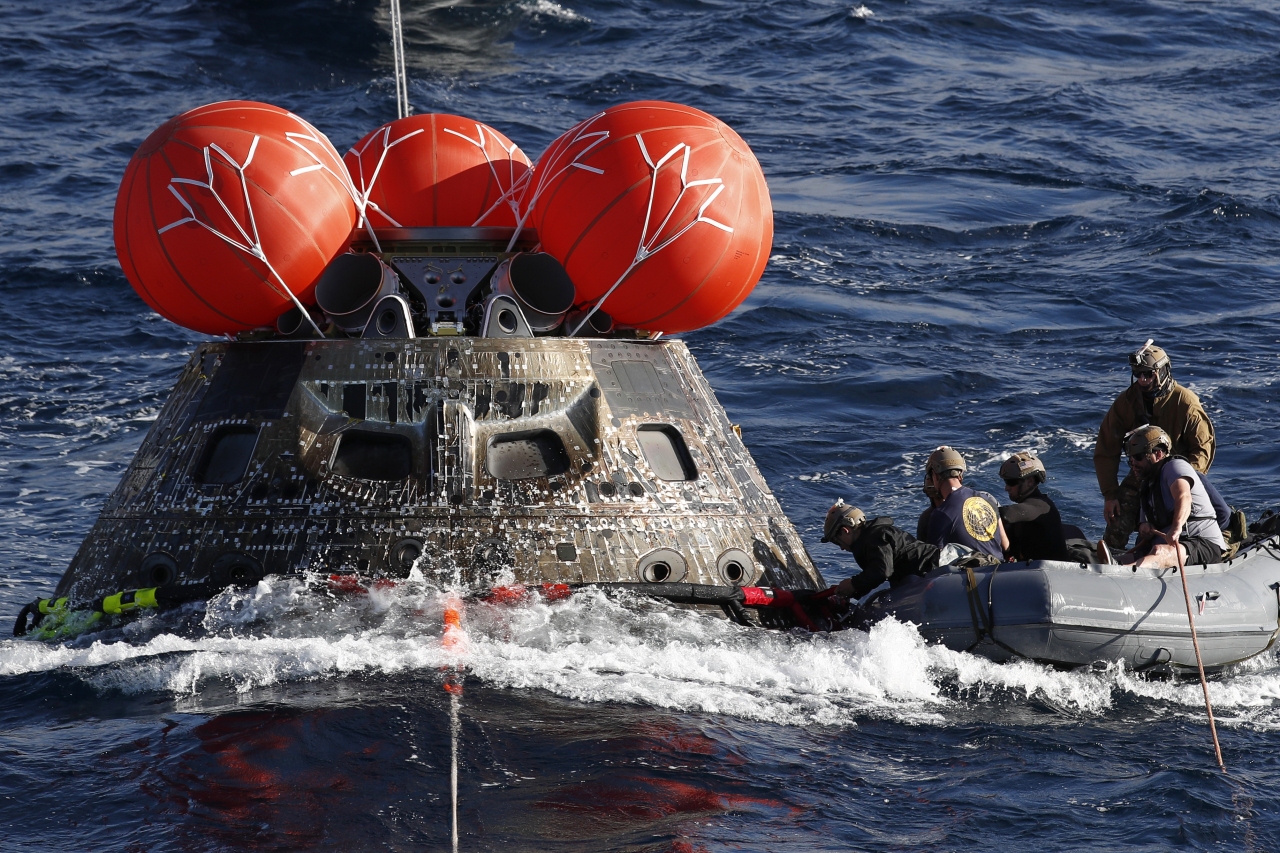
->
[1167,476,1193,542]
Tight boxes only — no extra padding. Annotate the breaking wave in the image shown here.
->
[3,578,1278,730]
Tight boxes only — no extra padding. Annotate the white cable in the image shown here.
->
[442,125,531,226]
[450,691,460,853]
[390,0,409,119]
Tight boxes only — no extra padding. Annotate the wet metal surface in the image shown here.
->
[56,335,822,603]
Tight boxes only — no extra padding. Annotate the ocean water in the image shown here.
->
[3,0,1280,849]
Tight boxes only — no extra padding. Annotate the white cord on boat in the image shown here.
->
[390,0,410,119]
[442,590,466,850]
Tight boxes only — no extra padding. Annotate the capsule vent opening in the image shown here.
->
[636,424,697,481]
[486,429,571,480]
[332,431,413,481]
[195,425,260,485]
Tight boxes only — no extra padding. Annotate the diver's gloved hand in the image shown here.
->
[793,586,847,604]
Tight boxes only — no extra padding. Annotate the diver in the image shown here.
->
[1117,426,1225,569]
[923,446,1008,560]
[820,501,941,598]
[998,452,1069,561]
[1094,340,1215,552]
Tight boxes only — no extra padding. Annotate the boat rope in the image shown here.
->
[1168,531,1227,772]
[441,591,466,852]
[389,0,410,119]
[961,565,988,651]
[959,563,1028,660]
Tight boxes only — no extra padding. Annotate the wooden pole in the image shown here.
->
[1171,533,1227,772]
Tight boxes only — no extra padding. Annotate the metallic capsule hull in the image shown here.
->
[53,335,824,604]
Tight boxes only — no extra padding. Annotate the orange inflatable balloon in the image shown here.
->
[114,101,358,335]
[526,101,773,333]
[344,114,532,229]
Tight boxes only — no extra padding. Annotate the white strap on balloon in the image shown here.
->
[568,133,733,336]
[160,137,325,337]
[346,121,530,238]
[346,124,427,242]
[285,123,380,257]
[448,125,531,227]
[505,112,611,253]
[158,119,364,337]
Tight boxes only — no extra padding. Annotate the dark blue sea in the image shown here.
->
[4,0,1280,849]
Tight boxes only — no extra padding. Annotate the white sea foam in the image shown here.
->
[1,580,1276,728]
[517,0,588,23]
[851,5,874,19]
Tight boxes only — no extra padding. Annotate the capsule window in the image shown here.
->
[486,429,570,480]
[635,424,696,481]
[196,425,259,484]
[332,431,412,480]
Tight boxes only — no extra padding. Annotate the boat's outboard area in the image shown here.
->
[854,538,1280,673]
[20,227,820,638]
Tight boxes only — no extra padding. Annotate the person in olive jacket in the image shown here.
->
[1094,341,1214,551]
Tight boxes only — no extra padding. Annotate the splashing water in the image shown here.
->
[3,576,1277,732]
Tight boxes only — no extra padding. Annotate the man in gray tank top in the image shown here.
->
[1118,425,1225,568]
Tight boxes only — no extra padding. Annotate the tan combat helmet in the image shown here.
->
[1129,339,1172,393]
[820,500,867,543]
[999,451,1046,485]
[1123,424,1172,459]
[926,445,966,480]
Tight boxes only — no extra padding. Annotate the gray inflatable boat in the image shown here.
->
[856,538,1280,673]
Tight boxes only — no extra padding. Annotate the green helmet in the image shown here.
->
[926,446,966,480]
[1123,424,1171,459]
[820,501,866,543]
[1129,339,1172,394]
[999,451,1046,485]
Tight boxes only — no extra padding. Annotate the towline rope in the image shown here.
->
[442,591,465,852]
[1168,531,1227,772]
[389,0,409,119]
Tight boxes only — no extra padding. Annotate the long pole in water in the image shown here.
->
[1172,534,1226,772]
[449,691,460,851]
[443,592,466,852]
